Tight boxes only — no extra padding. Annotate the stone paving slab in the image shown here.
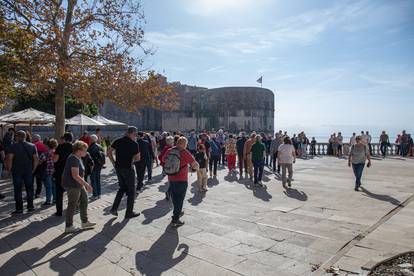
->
[0,156,413,275]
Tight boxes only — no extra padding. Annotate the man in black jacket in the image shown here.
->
[87,134,104,199]
[135,132,155,192]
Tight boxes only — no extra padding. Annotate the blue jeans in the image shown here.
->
[352,163,365,188]
[252,159,264,184]
[43,175,53,203]
[12,168,34,210]
[90,167,102,197]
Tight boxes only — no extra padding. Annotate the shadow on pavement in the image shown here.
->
[188,181,206,206]
[283,188,308,201]
[142,199,173,225]
[136,226,188,276]
[361,187,401,206]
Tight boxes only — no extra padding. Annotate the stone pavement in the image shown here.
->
[0,156,413,276]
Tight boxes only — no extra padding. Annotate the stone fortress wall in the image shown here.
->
[100,83,275,133]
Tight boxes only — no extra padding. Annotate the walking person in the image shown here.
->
[366,131,372,156]
[225,134,237,174]
[270,133,282,173]
[236,132,248,178]
[348,136,371,191]
[350,133,357,147]
[379,131,390,158]
[195,144,208,192]
[159,136,174,200]
[108,127,141,219]
[251,135,266,186]
[62,141,96,233]
[87,134,105,200]
[332,133,339,156]
[163,137,199,227]
[6,131,39,214]
[39,139,58,206]
[400,130,409,157]
[53,132,74,217]
[278,136,296,188]
[310,137,317,156]
[243,133,256,180]
[134,132,153,193]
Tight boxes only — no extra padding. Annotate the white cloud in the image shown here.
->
[182,0,258,16]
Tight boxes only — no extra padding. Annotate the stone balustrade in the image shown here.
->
[306,143,402,156]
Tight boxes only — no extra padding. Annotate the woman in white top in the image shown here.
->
[278,137,296,188]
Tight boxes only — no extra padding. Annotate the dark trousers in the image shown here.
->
[220,147,226,165]
[368,143,372,156]
[34,167,43,196]
[135,161,146,190]
[112,167,135,215]
[310,145,316,155]
[380,142,388,157]
[238,153,247,175]
[209,155,219,176]
[272,152,280,172]
[54,173,65,215]
[253,159,264,184]
[90,167,102,197]
[12,169,34,211]
[352,163,365,188]
[146,158,152,180]
[170,181,188,221]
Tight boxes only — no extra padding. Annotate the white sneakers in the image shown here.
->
[65,221,96,233]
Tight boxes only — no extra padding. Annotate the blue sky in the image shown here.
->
[140,0,414,137]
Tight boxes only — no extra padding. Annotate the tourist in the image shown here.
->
[187,130,198,156]
[0,140,5,200]
[208,133,221,177]
[360,131,368,145]
[108,126,141,219]
[225,134,237,174]
[408,134,413,157]
[150,131,159,166]
[195,144,208,192]
[278,136,296,188]
[216,129,226,165]
[79,131,91,146]
[53,132,74,216]
[31,134,47,198]
[81,150,94,183]
[236,132,248,178]
[348,136,371,191]
[134,131,153,192]
[243,132,256,180]
[39,139,57,206]
[292,134,298,155]
[350,133,357,146]
[62,140,95,233]
[332,133,339,156]
[5,130,39,214]
[310,137,317,156]
[159,135,174,200]
[158,132,168,153]
[270,133,282,173]
[366,131,372,155]
[337,132,343,157]
[395,134,401,155]
[199,133,211,173]
[87,134,105,199]
[379,131,390,158]
[400,130,409,157]
[163,136,199,227]
[251,135,266,186]
[2,128,15,153]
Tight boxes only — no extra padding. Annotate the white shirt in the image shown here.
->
[278,144,296,164]
[350,136,356,146]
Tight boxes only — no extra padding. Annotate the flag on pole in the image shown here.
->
[256,76,263,84]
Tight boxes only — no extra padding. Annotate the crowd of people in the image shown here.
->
[0,127,412,230]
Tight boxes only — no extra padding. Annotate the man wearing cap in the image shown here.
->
[108,126,141,219]
[6,131,39,215]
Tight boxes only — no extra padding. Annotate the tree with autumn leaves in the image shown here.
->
[1,0,176,137]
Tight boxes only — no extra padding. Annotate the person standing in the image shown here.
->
[195,144,208,192]
[348,136,371,191]
[216,129,226,165]
[379,131,390,158]
[2,128,15,154]
[208,133,221,177]
[337,132,343,157]
[350,133,357,147]
[32,134,48,198]
[87,134,105,199]
[108,127,141,219]
[6,131,39,214]
[39,139,57,206]
[270,133,281,173]
[163,137,199,227]
[310,137,317,156]
[332,133,339,157]
[225,134,237,174]
[278,137,296,188]
[150,131,159,166]
[236,132,248,178]
[400,130,409,157]
[243,133,256,180]
[53,132,74,216]
[62,141,95,233]
[187,130,198,156]
[395,134,401,155]
[366,131,372,156]
[251,135,266,186]
[134,132,153,193]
